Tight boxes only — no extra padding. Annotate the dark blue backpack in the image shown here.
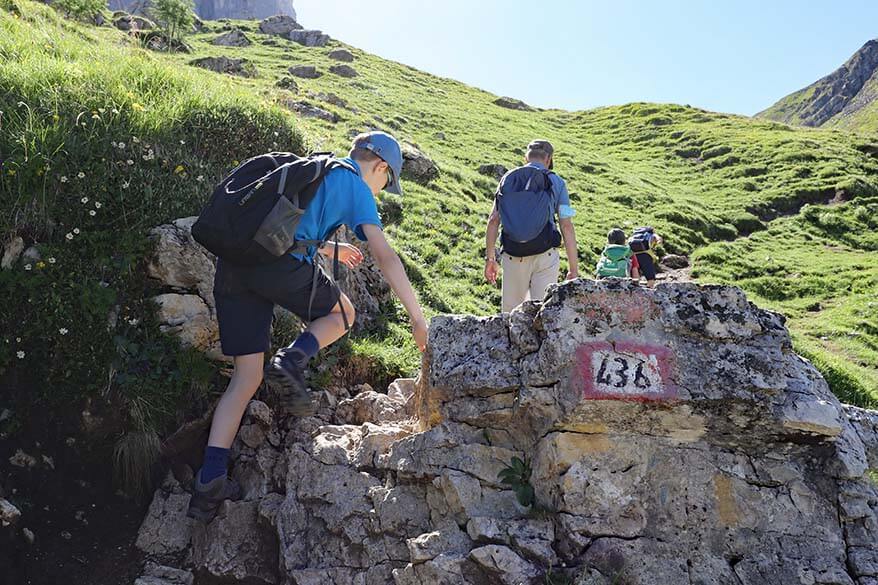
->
[192,152,354,265]
[628,226,655,253]
[496,166,561,257]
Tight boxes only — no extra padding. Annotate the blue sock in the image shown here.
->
[289,331,320,367]
[199,446,229,483]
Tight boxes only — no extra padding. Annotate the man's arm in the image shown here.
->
[361,223,427,351]
[484,201,501,284]
[559,217,579,279]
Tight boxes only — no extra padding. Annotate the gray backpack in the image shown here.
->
[496,166,561,257]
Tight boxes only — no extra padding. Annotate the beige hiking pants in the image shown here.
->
[500,249,560,313]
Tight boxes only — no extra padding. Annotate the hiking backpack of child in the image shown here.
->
[595,228,640,279]
[628,226,662,287]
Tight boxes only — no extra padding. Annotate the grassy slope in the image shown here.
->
[177,20,878,403]
[2,1,877,437]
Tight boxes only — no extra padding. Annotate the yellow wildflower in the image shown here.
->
[174,165,185,174]
[131,102,145,112]
[36,261,46,269]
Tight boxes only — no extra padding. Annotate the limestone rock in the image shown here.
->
[478,163,508,181]
[152,293,221,359]
[259,15,302,36]
[464,545,540,584]
[659,253,689,269]
[288,29,330,47]
[328,48,354,62]
[282,100,338,123]
[133,279,878,584]
[212,28,251,47]
[135,490,192,557]
[288,65,321,78]
[113,13,155,31]
[1,236,24,269]
[275,75,299,91]
[0,498,21,526]
[190,56,257,77]
[134,562,194,585]
[401,143,439,184]
[329,64,358,78]
[493,96,535,111]
[190,500,278,583]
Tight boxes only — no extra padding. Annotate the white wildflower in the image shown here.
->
[59,328,68,335]
[16,350,25,359]
[24,264,32,271]
[94,202,102,209]
[122,181,130,189]
[117,142,125,149]
[179,140,185,145]
[15,337,21,342]
[127,318,139,326]
[111,141,117,148]
[80,196,89,204]
[132,136,140,143]
[89,210,96,217]
[126,160,134,166]
[196,175,204,182]
[60,176,68,183]
[48,257,56,264]
[65,233,73,240]
[73,228,80,235]
[77,172,85,179]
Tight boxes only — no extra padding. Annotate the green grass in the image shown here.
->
[1,0,877,451]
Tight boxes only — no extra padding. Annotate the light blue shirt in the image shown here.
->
[291,157,383,261]
[524,161,576,219]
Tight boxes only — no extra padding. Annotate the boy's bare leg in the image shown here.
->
[306,293,357,349]
[207,352,265,449]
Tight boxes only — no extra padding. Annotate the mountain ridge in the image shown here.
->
[758,39,878,131]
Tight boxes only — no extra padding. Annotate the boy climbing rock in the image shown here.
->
[187,131,428,522]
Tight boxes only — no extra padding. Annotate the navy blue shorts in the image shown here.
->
[634,252,657,280]
[213,256,340,356]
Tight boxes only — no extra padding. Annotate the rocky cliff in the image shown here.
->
[757,39,878,130]
[136,234,878,585]
[107,0,296,20]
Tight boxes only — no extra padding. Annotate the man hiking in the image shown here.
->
[188,131,428,522]
[484,139,579,312]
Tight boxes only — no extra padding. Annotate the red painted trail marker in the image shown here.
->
[577,341,678,402]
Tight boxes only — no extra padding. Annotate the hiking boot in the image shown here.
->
[264,350,315,417]
[187,473,241,523]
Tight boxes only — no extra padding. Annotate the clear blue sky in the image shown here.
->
[296,0,878,116]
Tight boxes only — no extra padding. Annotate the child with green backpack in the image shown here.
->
[595,228,641,280]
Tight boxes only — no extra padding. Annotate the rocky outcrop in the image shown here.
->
[401,143,440,184]
[112,13,154,31]
[146,217,392,357]
[329,64,358,78]
[758,39,878,127]
[211,28,251,47]
[189,56,257,78]
[109,0,296,20]
[258,14,302,36]
[288,65,321,79]
[328,48,354,62]
[493,96,535,112]
[288,29,330,48]
[477,163,508,181]
[281,100,339,123]
[135,279,878,584]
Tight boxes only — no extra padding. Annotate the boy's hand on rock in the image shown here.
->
[412,318,428,353]
[337,243,364,268]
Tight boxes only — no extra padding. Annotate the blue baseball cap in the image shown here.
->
[354,131,404,195]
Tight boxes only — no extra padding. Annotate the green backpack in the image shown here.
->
[595,245,632,278]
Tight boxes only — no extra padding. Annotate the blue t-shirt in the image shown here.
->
[291,157,383,261]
